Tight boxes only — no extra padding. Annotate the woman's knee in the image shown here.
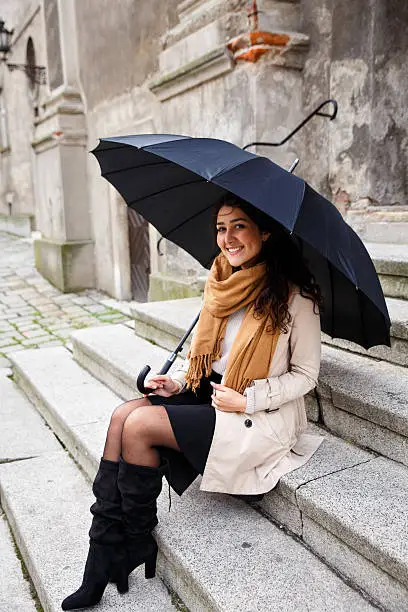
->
[109,398,151,430]
[122,405,171,445]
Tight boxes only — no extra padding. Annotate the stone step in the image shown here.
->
[6,349,378,611]
[22,328,408,609]
[0,373,175,612]
[131,296,201,358]
[130,295,408,368]
[0,508,37,612]
[128,299,408,465]
[365,242,408,300]
[314,345,408,467]
[71,322,184,400]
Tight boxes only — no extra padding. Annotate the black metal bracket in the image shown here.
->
[7,63,47,85]
[242,98,338,150]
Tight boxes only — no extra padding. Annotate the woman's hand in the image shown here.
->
[210,382,246,413]
[144,375,180,397]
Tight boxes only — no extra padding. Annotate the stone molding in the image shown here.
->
[34,237,95,292]
[165,0,247,48]
[149,46,234,102]
[227,29,309,67]
[32,86,87,153]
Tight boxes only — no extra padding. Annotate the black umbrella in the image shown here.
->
[92,134,391,354]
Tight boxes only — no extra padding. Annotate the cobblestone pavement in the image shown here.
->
[0,231,131,368]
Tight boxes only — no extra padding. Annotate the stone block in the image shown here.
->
[131,296,201,354]
[148,272,202,302]
[0,214,34,237]
[379,274,408,301]
[150,45,234,103]
[322,401,408,466]
[10,347,121,430]
[34,237,95,293]
[365,242,408,300]
[71,324,183,400]
[303,515,408,612]
[277,429,372,505]
[0,511,37,611]
[155,479,374,611]
[323,333,408,368]
[320,345,408,438]
[296,457,408,590]
[258,489,303,536]
[365,243,408,277]
[0,375,60,462]
[259,428,372,537]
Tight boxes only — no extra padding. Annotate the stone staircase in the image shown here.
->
[1,244,407,611]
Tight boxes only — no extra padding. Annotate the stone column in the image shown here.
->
[32,0,95,291]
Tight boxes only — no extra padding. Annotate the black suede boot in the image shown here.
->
[117,457,168,579]
[61,459,128,611]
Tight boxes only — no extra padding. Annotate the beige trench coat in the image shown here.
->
[171,291,324,495]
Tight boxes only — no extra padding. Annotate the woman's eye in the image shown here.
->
[216,227,225,233]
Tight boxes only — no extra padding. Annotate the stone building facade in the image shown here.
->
[0,0,407,300]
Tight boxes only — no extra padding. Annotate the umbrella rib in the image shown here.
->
[328,261,335,338]
[161,197,224,241]
[126,177,206,207]
[102,159,171,178]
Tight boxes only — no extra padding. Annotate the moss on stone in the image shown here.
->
[148,274,202,302]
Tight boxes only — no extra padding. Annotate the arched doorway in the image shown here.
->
[26,37,40,117]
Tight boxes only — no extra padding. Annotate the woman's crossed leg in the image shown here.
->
[103,398,180,465]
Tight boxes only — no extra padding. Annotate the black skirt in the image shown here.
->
[148,371,221,495]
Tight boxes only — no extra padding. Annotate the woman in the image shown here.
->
[61,195,323,610]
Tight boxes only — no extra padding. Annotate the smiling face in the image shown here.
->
[216,205,270,269]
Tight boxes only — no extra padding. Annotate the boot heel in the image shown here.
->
[116,572,129,594]
[144,548,158,579]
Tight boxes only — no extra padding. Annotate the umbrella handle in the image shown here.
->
[136,355,180,395]
[137,311,201,395]
[137,365,152,395]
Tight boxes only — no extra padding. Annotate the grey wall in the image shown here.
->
[75,0,179,110]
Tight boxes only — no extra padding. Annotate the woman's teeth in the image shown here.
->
[227,247,242,254]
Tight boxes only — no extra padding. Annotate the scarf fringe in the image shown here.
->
[185,353,214,393]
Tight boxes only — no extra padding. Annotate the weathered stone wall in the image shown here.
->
[74,0,179,298]
[75,0,180,111]
[299,0,408,214]
[0,1,46,222]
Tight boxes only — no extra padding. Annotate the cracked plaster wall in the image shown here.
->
[299,0,408,211]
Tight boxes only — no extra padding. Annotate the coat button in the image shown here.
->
[244,419,252,428]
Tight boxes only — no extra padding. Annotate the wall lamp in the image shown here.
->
[0,18,46,84]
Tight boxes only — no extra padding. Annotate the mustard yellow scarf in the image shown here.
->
[185,253,280,394]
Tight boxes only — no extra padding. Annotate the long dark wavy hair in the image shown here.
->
[214,194,322,333]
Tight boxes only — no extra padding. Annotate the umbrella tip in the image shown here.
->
[288,158,300,173]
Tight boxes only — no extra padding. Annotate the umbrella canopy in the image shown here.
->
[92,134,391,349]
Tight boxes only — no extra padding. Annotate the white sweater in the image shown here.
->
[172,307,256,413]
[211,308,245,375]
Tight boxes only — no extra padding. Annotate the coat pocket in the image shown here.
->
[263,407,291,446]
